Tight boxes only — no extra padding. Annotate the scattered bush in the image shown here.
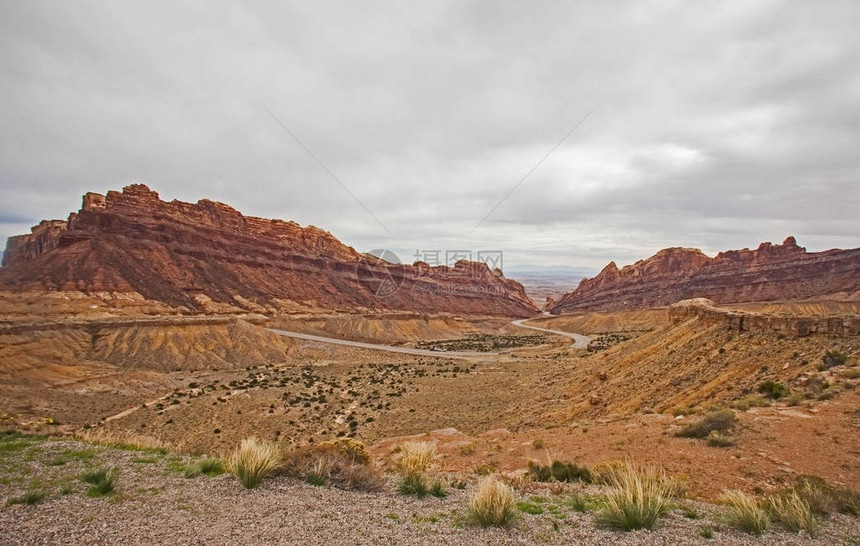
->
[79,468,118,497]
[676,409,737,439]
[229,437,280,489]
[706,431,735,448]
[596,461,679,531]
[527,460,591,483]
[768,491,817,533]
[758,380,791,400]
[318,438,370,465]
[531,438,544,449]
[822,350,848,369]
[467,475,517,528]
[719,489,770,535]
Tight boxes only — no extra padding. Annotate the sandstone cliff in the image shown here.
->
[0,185,538,316]
[549,237,860,314]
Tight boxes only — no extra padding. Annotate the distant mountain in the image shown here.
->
[0,185,538,317]
[548,237,860,314]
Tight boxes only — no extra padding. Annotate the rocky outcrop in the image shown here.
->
[669,298,860,337]
[0,185,538,316]
[549,237,860,314]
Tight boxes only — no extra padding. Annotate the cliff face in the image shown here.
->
[548,237,860,314]
[0,185,538,316]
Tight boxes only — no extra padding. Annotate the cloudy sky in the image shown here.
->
[1,1,858,272]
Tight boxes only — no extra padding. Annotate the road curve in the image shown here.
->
[510,318,591,349]
[267,328,488,359]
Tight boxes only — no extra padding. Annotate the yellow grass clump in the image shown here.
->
[769,491,817,534]
[596,461,680,531]
[397,441,436,476]
[76,429,168,452]
[720,489,771,535]
[467,475,517,528]
[229,437,281,489]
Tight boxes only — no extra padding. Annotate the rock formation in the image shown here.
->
[0,185,538,316]
[549,237,860,314]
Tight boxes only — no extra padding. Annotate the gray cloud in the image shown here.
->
[1,0,858,271]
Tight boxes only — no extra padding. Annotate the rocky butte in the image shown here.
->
[548,237,860,314]
[0,185,538,316]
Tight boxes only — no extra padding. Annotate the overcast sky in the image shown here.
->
[2,1,858,272]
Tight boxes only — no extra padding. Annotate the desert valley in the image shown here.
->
[0,185,857,544]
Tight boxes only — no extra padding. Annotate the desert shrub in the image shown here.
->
[676,409,737,439]
[822,350,848,369]
[229,437,280,489]
[768,491,817,533]
[527,460,591,483]
[318,438,370,465]
[6,487,47,506]
[793,475,860,516]
[706,431,735,448]
[592,459,625,485]
[727,394,769,411]
[758,380,791,400]
[467,475,517,528]
[397,441,436,476]
[719,489,770,535]
[79,468,118,497]
[282,443,381,491]
[531,438,544,449]
[595,461,679,531]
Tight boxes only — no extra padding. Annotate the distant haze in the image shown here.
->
[1,1,858,270]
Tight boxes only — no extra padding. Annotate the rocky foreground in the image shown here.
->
[1,436,858,545]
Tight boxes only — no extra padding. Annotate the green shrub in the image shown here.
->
[568,491,597,512]
[429,481,447,498]
[719,489,770,535]
[822,350,848,369]
[184,457,226,478]
[79,468,118,497]
[758,380,791,399]
[676,409,737,439]
[398,473,429,497]
[527,460,592,483]
[6,487,47,506]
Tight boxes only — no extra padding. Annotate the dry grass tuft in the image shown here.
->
[282,442,381,491]
[467,475,517,528]
[397,441,436,476]
[229,437,280,489]
[769,491,817,533]
[719,489,770,535]
[596,461,680,531]
[77,429,167,452]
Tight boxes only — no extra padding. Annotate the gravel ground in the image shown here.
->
[1,439,858,545]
